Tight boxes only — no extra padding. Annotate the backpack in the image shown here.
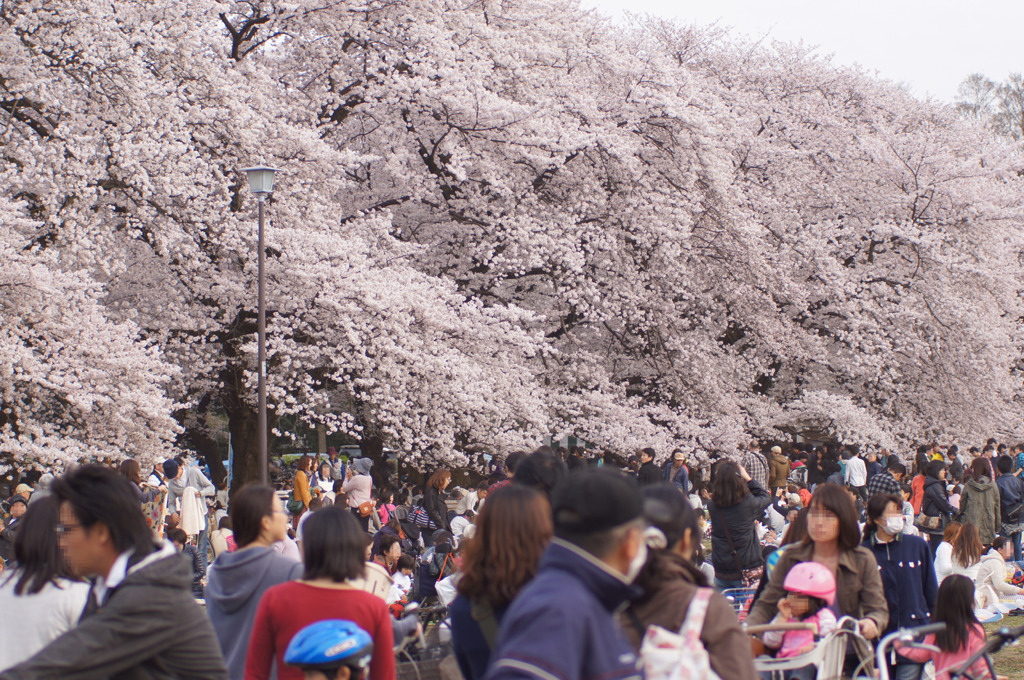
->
[639,588,722,680]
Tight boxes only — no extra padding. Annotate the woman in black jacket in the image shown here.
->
[424,468,453,534]
[920,460,956,553]
[707,460,771,590]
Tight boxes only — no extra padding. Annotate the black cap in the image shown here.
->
[551,469,643,534]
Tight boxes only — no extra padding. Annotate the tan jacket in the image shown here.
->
[621,552,758,680]
[747,541,889,665]
[769,453,792,489]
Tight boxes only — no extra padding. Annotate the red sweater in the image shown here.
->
[245,582,395,680]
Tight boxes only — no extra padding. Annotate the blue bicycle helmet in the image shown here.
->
[284,620,374,673]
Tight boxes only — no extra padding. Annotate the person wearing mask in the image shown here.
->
[995,455,1024,562]
[920,461,956,553]
[451,485,553,680]
[0,496,90,670]
[486,469,647,680]
[622,484,757,680]
[636,448,662,486]
[957,458,1000,547]
[747,484,888,672]
[662,449,690,493]
[422,469,452,534]
[862,494,937,680]
[0,465,227,679]
[706,461,771,590]
[206,485,303,680]
[343,458,374,532]
[244,506,394,680]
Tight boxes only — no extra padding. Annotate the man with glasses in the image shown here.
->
[0,464,227,680]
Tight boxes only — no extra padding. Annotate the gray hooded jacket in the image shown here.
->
[204,547,303,680]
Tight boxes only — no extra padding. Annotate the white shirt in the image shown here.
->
[845,456,867,487]
[935,542,954,583]
[455,490,479,515]
[0,576,91,671]
[450,515,473,541]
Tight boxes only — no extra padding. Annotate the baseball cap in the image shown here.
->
[162,460,180,479]
[551,469,643,534]
[673,451,686,461]
[14,484,32,495]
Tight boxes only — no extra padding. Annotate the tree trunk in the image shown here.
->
[220,361,273,491]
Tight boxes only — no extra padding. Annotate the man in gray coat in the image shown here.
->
[0,465,227,680]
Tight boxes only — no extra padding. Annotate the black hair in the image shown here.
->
[302,506,366,582]
[997,455,1013,475]
[375,533,401,556]
[513,452,568,498]
[6,495,78,595]
[168,528,188,545]
[504,451,526,475]
[229,484,276,547]
[886,460,906,476]
[218,516,233,530]
[863,493,902,541]
[396,554,415,571]
[925,460,946,480]
[51,464,154,559]
[789,594,828,621]
[933,575,980,653]
[637,483,707,587]
[992,535,1010,552]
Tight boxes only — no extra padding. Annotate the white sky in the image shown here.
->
[582,0,1024,102]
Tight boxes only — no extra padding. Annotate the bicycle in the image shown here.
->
[874,621,1024,680]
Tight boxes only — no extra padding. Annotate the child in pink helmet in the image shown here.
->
[762,561,838,661]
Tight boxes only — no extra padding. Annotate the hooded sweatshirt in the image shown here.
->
[205,547,303,680]
[959,476,1001,546]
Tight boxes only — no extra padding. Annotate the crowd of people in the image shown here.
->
[0,439,1021,680]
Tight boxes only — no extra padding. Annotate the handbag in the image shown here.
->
[711,505,763,588]
[410,505,436,529]
[357,501,374,518]
[639,588,722,680]
[914,514,942,531]
[286,492,304,515]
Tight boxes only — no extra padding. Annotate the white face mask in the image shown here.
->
[624,539,648,583]
[883,516,905,535]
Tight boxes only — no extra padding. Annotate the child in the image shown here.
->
[899,483,919,536]
[948,484,963,512]
[896,575,991,680]
[387,554,416,604]
[761,562,837,678]
[168,527,206,599]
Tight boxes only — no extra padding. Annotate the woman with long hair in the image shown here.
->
[245,506,394,680]
[949,522,984,582]
[623,484,757,680]
[0,496,90,669]
[958,458,1001,547]
[920,460,956,553]
[450,485,552,680]
[423,468,453,534]
[706,460,771,590]
[747,484,888,670]
[934,521,963,584]
[862,493,937,680]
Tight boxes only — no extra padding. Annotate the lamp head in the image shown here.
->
[241,166,281,195]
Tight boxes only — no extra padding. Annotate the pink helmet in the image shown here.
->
[783,561,836,605]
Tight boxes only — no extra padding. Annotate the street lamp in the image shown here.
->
[241,165,280,485]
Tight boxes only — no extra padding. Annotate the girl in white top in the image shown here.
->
[934,521,962,583]
[0,496,90,671]
[947,522,985,584]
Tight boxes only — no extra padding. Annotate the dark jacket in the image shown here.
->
[959,476,1001,545]
[863,532,937,636]
[205,546,303,680]
[451,595,508,680]
[661,462,689,493]
[0,517,20,566]
[707,480,772,579]
[996,473,1024,528]
[622,552,757,680]
[920,476,955,535]
[423,486,450,532]
[182,544,205,599]
[637,461,662,486]
[0,542,228,680]
[486,539,640,680]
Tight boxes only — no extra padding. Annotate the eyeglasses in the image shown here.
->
[55,523,82,534]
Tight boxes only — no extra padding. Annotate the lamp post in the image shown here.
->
[241,166,280,485]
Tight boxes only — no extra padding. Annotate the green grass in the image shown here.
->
[984,620,1024,677]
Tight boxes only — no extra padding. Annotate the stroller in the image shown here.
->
[745,616,873,680]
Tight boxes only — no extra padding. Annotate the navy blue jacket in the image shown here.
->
[486,539,641,680]
[863,531,936,636]
[996,473,1024,526]
[451,595,506,680]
